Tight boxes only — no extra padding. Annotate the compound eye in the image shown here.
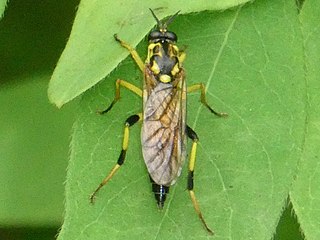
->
[148,30,162,41]
[165,31,177,42]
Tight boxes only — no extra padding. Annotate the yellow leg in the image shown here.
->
[187,83,227,117]
[114,34,145,72]
[186,125,214,235]
[90,113,142,203]
[100,34,144,114]
[98,79,142,114]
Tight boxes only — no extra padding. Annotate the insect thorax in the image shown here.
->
[146,40,181,84]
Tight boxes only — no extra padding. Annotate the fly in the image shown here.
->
[90,9,227,235]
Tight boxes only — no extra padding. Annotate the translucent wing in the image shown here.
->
[141,67,187,186]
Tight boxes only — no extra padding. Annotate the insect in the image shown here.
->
[90,9,227,235]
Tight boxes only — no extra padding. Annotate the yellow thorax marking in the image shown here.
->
[151,60,160,74]
[159,74,171,83]
[171,63,179,76]
[170,45,179,58]
[147,43,162,63]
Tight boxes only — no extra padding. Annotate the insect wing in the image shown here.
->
[141,68,187,186]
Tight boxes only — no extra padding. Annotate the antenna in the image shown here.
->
[164,10,180,27]
[149,9,180,29]
[149,8,161,27]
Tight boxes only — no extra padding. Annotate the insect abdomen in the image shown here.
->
[150,176,170,209]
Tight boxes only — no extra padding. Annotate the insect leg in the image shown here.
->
[98,79,142,114]
[186,125,214,235]
[114,34,144,72]
[187,83,227,117]
[90,113,142,203]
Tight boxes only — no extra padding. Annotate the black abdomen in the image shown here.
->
[150,176,170,209]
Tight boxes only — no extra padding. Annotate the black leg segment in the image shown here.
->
[90,113,142,203]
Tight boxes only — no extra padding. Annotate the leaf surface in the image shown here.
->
[48,0,251,107]
[0,0,7,19]
[60,0,306,239]
[290,1,320,239]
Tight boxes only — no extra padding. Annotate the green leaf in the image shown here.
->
[0,74,74,226]
[59,0,306,239]
[290,1,320,239]
[48,0,251,108]
[275,203,304,240]
[0,0,7,19]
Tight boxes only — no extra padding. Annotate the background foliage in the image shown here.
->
[0,0,78,239]
[1,0,319,239]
